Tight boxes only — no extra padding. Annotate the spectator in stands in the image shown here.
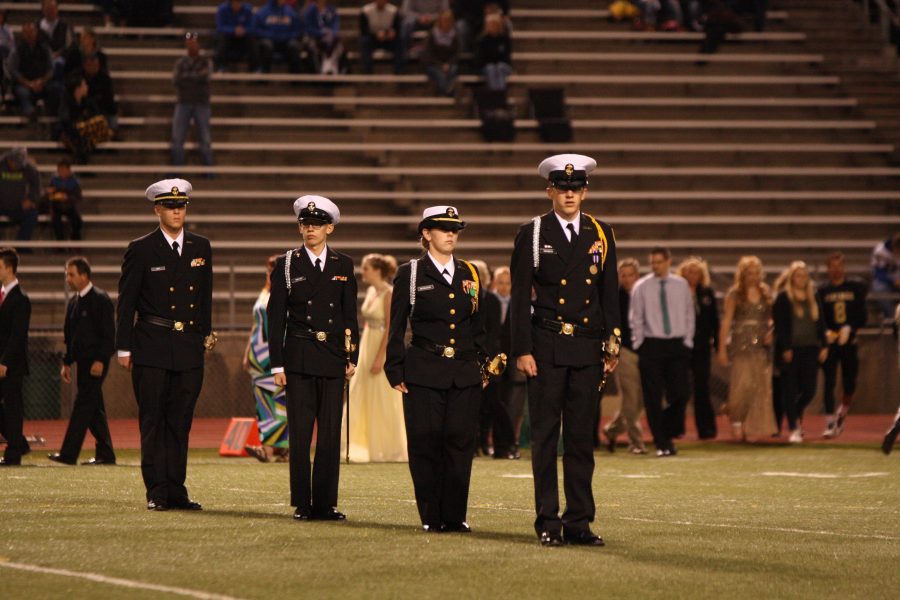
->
[10,22,60,121]
[57,73,108,164]
[82,53,119,136]
[91,1,120,27]
[422,9,459,97]
[699,0,768,55]
[215,0,260,73]
[631,246,695,457]
[304,0,346,74]
[454,1,509,53]
[359,0,405,74]
[37,0,73,80]
[63,27,109,78]
[773,261,827,444]
[475,12,511,92]
[602,257,648,455]
[633,0,683,31]
[717,255,775,441]
[0,10,12,63]
[0,148,40,243]
[401,0,448,56]
[255,0,304,73]
[677,256,719,440]
[871,232,900,318]
[171,32,214,170]
[45,159,82,241]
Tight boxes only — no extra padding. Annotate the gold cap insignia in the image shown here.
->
[564,164,574,176]
[171,186,180,194]
[447,207,457,218]
[307,201,316,210]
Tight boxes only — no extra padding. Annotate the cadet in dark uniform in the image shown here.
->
[116,179,214,511]
[385,206,487,533]
[49,256,116,465]
[0,248,31,467]
[816,251,867,438]
[510,154,620,547]
[268,196,359,521]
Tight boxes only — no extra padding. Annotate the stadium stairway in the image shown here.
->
[0,0,896,327]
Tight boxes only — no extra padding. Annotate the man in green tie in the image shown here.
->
[629,246,695,456]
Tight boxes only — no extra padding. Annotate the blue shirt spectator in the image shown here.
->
[216,0,255,36]
[254,0,303,44]
[304,1,340,42]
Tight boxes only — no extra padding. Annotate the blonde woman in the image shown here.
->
[676,256,720,439]
[347,253,407,463]
[717,256,777,441]
[773,261,827,443]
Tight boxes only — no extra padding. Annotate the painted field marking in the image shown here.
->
[501,474,534,479]
[617,474,661,479]
[759,472,890,479]
[0,559,247,600]
[619,517,900,541]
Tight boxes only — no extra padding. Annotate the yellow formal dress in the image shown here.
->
[347,286,408,462]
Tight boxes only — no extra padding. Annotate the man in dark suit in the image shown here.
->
[268,195,359,522]
[0,248,31,466]
[510,154,620,547]
[116,179,213,510]
[48,256,116,465]
[386,205,488,533]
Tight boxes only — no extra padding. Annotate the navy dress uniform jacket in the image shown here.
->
[386,257,487,390]
[510,211,620,366]
[64,286,115,366]
[0,285,31,377]
[116,229,213,371]
[267,247,360,378]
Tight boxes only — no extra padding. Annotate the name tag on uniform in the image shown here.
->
[291,276,306,283]
[540,248,556,254]
[151,266,166,272]
[417,284,434,292]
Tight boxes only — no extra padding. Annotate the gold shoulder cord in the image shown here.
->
[584,214,608,270]
[461,260,480,314]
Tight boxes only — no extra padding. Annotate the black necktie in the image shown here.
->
[442,268,451,284]
[567,223,578,247]
[315,258,321,271]
[172,240,180,256]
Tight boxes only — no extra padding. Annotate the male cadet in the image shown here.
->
[510,154,620,547]
[48,257,117,465]
[116,179,213,511]
[267,196,359,521]
[0,248,31,466]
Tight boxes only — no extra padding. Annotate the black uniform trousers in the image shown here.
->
[0,375,27,463]
[404,382,481,527]
[638,338,691,452]
[58,361,115,462]
[484,378,516,456]
[286,372,344,512]
[132,365,202,503]
[822,343,859,414]
[528,361,601,536]
[690,345,718,439]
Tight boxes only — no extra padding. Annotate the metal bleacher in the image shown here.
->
[0,0,896,328]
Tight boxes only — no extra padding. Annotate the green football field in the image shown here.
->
[1,444,898,600]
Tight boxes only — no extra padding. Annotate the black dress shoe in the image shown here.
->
[883,425,899,455]
[169,499,203,511]
[48,453,76,465]
[82,457,116,465]
[147,500,169,511]
[539,531,565,547]
[0,458,21,466]
[293,507,312,520]
[312,508,346,521]
[564,529,605,547]
[441,522,472,533]
[603,432,616,454]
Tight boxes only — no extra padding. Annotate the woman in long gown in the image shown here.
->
[243,256,289,462]
[717,255,777,441]
[347,254,408,463]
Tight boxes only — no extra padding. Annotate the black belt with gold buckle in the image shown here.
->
[534,317,601,338]
[140,314,198,333]
[288,328,346,357]
[411,337,477,361]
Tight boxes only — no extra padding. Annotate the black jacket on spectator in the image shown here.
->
[11,39,52,81]
[454,0,509,32]
[85,69,118,116]
[773,291,826,364]
[63,46,109,77]
[619,287,633,351]
[36,18,73,54]
[64,286,115,366]
[475,31,511,67]
[693,285,720,352]
[422,29,459,68]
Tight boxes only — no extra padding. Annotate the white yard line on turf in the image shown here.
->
[759,472,889,479]
[0,560,248,600]
[619,517,900,541]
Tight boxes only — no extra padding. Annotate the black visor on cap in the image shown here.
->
[549,169,588,190]
[158,200,189,208]
[298,208,332,224]
[419,218,466,232]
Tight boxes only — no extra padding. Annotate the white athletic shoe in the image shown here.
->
[823,421,836,439]
[788,429,803,444]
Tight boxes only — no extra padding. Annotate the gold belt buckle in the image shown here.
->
[442,346,456,359]
[173,321,184,332]
[560,322,575,336]
[315,331,327,342]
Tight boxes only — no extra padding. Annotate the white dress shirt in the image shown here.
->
[305,245,327,270]
[427,252,455,284]
[161,228,185,255]
[554,211,581,242]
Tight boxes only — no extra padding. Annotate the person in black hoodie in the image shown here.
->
[677,256,720,439]
[57,73,106,164]
[475,13,511,91]
[773,261,827,444]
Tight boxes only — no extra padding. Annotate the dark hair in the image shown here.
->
[826,251,844,266]
[0,247,18,274]
[66,256,91,277]
[57,159,71,169]
[650,246,671,260]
